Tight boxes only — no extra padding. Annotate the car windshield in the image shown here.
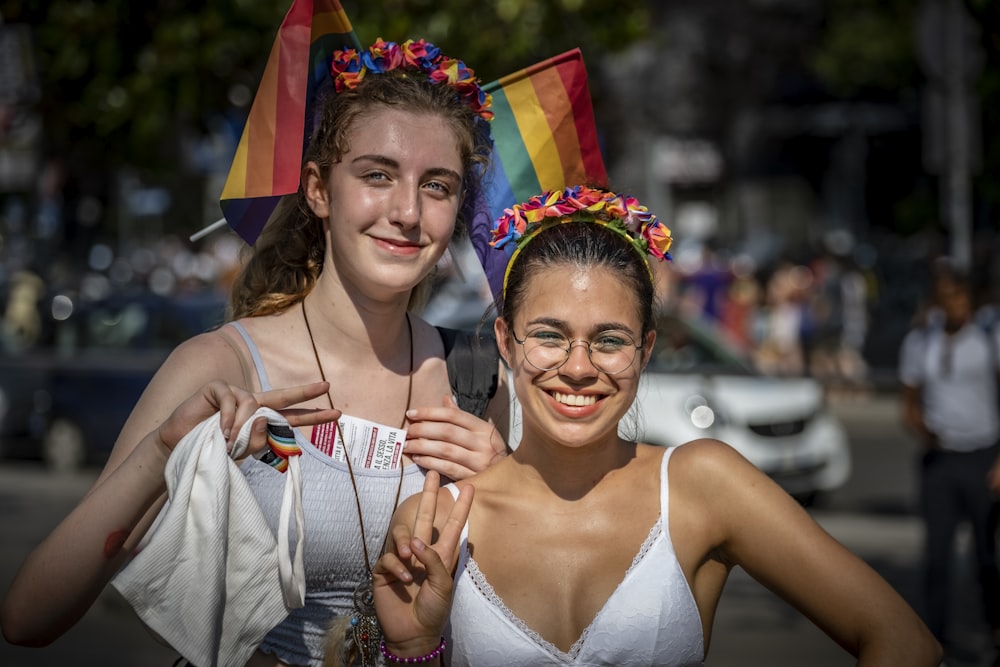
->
[647,313,755,376]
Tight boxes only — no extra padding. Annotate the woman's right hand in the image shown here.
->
[373,472,474,660]
[404,395,507,481]
[155,380,340,458]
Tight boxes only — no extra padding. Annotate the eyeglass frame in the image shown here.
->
[509,327,645,375]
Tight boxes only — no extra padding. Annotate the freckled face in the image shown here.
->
[498,264,652,449]
[306,107,464,301]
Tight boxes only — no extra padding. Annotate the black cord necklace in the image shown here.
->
[301,300,410,666]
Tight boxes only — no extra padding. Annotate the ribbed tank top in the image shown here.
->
[229,322,425,666]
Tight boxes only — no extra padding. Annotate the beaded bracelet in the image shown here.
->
[379,637,446,664]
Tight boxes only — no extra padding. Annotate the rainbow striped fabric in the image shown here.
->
[469,48,609,300]
[220,0,360,244]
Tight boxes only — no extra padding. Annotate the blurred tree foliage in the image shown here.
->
[343,0,649,80]
[3,0,996,235]
[0,0,647,174]
[965,0,1000,209]
[809,0,1000,215]
[1,0,287,169]
[808,0,920,98]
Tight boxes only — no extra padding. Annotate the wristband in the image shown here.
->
[379,636,446,663]
[255,423,300,473]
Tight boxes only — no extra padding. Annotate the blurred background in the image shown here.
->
[0,0,998,665]
[1,0,998,396]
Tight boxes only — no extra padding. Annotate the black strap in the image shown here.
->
[437,326,499,419]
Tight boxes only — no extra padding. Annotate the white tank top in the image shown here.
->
[444,447,704,666]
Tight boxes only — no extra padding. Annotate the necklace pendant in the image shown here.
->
[351,576,381,667]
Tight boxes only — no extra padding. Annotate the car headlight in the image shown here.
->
[684,394,723,430]
[690,404,715,429]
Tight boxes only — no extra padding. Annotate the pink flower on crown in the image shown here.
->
[643,223,673,260]
[601,194,629,224]
[428,59,459,84]
[401,39,441,68]
[564,185,606,213]
[491,207,525,249]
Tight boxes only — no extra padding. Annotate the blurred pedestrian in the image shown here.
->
[1,268,45,349]
[755,260,808,376]
[807,252,871,399]
[899,266,1000,662]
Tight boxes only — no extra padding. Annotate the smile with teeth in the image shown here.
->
[552,391,599,407]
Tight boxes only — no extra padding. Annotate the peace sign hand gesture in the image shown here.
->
[373,471,474,660]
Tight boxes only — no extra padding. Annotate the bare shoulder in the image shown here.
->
[408,314,446,352]
[664,438,758,480]
[123,326,250,430]
[659,439,782,515]
[393,491,422,525]
[391,478,460,528]
[155,326,250,388]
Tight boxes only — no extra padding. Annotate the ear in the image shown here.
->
[494,317,514,367]
[640,329,656,371]
[302,161,330,218]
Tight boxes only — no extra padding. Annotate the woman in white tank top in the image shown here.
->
[370,187,941,667]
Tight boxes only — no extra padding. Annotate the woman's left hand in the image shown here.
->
[404,395,506,480]
[373,472,474,659]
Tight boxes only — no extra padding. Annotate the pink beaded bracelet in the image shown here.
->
[379,636,446,663]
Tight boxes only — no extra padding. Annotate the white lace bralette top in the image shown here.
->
[443,447,704,666]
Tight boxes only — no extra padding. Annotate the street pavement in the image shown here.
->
[0,392,992,666]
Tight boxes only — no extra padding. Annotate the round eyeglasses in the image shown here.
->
[511,328,643,375]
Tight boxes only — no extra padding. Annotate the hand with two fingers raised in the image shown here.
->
[372,471,475,661]
[155,380,341,459]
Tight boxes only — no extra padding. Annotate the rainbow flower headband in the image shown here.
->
[490,185,673,296]
[330,38,493,120]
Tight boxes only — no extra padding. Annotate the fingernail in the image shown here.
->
[412,538,425,552]
[223,428,231,439]
[406,409,417,418]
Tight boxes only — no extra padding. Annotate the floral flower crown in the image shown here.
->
[330,38,493,120]
[490,185,673,295]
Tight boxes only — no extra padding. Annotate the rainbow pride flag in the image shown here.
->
[469,48,609,300]
[220,0,360,244]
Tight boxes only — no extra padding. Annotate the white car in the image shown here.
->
[506,312,851,503]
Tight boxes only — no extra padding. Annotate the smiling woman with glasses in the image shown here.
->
[368,185,941,667]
